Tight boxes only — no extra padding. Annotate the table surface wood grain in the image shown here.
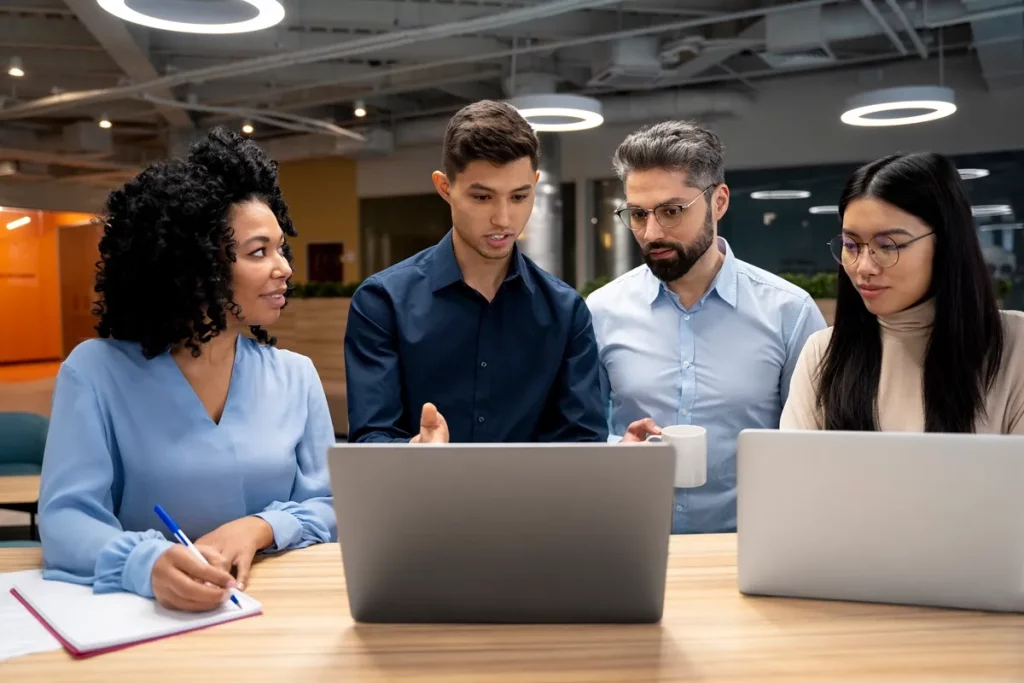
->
[2,534,1022,682]
[0,475,40,505]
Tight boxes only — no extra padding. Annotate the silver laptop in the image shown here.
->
[737,429,1024,612]
[328,442,676,623]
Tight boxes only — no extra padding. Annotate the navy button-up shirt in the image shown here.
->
[344,230,607,444]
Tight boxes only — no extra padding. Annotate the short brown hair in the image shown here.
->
[442,100,539,181]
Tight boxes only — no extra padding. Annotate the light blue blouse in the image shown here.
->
[37,335,337,599]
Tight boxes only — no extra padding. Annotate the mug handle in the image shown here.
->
[645,435,663,442]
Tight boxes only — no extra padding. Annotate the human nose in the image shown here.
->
[855,245,882,277]
[640,211,665,241]
[273,251,293,280]
[492,199,511,228]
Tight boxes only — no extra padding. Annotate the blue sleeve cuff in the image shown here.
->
[92,531,175,598]
[253,509,303,551]
[607,434,623,444]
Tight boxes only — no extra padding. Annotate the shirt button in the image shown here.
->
[478,416,485,423]
[683,361,691,368]
[675,505,683,512]
[480,361,487,368]
[681,409,688,416]
[683,315,690,321]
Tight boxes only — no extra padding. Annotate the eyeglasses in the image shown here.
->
[828,232,934,269]
[614,185,714,232]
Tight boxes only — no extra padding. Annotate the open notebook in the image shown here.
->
[10,571,262,658]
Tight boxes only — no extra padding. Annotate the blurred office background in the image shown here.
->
[2,0,1023,364]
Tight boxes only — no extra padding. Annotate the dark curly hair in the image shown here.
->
[93,127,297,359]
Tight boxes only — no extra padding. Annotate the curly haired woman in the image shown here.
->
[37,128,336,612]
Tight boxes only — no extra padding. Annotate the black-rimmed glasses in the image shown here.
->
[828,232,934,269]
[614,185,714,232]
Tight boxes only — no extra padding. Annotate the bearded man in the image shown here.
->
[586,121,825,534]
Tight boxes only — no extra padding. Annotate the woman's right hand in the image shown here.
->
[151,544,238,612]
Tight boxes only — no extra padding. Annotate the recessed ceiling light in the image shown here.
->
[354,100,367,118]
[7,56,24,78]
[958,168,989,180]
[98,114,112,129]
[6,216,31,230]
[751,190,811,200]
[507,94,604,132]
[809,205,839,214]
[96,0,285,35]
[841,86,956,127]
[241,120,254,135]
[971,204,1013,217]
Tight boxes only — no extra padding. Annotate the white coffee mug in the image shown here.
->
[646,425,707,488]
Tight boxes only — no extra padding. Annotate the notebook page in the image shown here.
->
[0,571,61,661]
[12,572,261,654]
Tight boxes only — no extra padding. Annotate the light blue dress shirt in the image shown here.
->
[586,238,826,534]
[38,335,337,599]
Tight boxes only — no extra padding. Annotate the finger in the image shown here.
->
[164,566,232,608]
[629,418,660,437]
[420,402,439,431]
[169,548,236,588]
[234,550,256,591]
[158,587,226,613]
[196,545,233,574]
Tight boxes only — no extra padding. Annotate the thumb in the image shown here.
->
[421,402,439,431]
[234,550,255,592]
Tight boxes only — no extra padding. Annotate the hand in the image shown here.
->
[622,418,662,443]
[410,402,449,443]
[151,544,237,612]
[194,517,275,591]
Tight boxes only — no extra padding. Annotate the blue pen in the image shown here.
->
[154,505,242,609]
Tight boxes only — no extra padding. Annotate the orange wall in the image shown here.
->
[0,209,97,364]
[277,157,360,283]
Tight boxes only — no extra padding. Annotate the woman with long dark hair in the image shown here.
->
[781,152,1024,433]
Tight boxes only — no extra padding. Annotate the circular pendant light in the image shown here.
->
[841,86,956,127]
[507,94,604,132]
[97,0,285,34]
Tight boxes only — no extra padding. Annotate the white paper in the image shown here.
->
[12,571,262,654]
[0,570,61,661]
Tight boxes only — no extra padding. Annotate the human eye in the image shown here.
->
[660,205,684,217]
[512,193,529,202]
[472,194,490,202]
[251,247,266,257]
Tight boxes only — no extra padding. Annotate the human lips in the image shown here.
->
[259,288,287,307]
[856,283,889,299]
[485,233,512,247]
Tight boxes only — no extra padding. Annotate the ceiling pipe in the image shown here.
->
[138,94,365,140]
[0,0,624,121]
[859,0,909,55]
[884,0,929,59]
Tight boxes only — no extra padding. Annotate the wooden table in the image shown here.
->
[0,475,40,505]
[2,534,1022,681]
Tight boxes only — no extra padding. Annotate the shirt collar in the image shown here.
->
[428,229,535,294]
[643,237,739,309]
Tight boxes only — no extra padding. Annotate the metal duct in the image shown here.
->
[520,134,563,277]
[961,0,1024,89]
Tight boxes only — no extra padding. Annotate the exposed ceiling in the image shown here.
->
[0,0,1018,191]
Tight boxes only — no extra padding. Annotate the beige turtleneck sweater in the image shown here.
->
[781,299,1024,434]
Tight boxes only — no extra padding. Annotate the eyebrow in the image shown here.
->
[468,183,533,194]
[625,198,685,208]
[843,227,915,238]
[241,234,284,247]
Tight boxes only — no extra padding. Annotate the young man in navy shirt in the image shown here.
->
[345,100,607,444]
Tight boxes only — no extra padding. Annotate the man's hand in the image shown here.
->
[194,517,275,591]
[411,402,450,443]
[151,544,237,612]
[622,418,662,443]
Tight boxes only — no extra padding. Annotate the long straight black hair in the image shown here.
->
[816,152,1004,432]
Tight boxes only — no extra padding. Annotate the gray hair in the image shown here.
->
[612,120,725,188]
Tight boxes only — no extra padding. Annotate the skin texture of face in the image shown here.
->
[623,168,729,282]
[432,157,539,261]
[227,199,292,327]
[841,196,936,316]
